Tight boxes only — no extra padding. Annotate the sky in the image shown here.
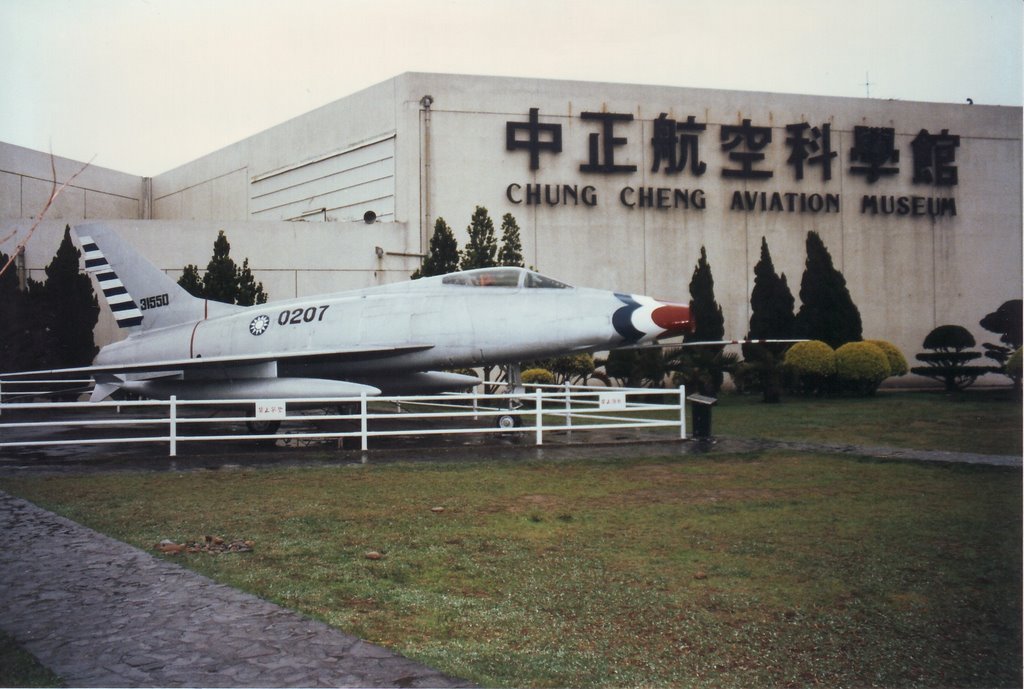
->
[1,0,1020,177]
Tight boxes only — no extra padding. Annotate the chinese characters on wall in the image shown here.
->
[504,107,960,219]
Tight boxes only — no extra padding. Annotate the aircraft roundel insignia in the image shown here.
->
[249,315,271,336]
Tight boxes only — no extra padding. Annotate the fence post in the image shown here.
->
[360,391,368,451]
[563,382,572,432]
[472,389,479,421]
[535,388,543,445]
[678,385,687,440]
[169,395,178,457]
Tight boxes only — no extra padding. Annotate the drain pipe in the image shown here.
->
[420,95,434,254]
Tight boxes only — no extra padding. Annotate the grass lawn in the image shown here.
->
[2,447,1020,688]
[710,388,1022,455]
[0,630,64,687]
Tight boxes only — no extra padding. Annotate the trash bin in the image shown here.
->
[687,394,718,439]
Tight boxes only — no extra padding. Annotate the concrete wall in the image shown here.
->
[390,74,1022,377]
[151,78,407,223]
[0,142,145,221]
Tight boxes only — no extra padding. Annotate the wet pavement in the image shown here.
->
[0,416,1018,687]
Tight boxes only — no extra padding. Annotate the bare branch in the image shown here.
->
[0,153,94,279]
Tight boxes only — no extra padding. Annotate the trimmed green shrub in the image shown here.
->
[539,353,596,385]
[865,339,909,377]
[521,368,555,385]
[836,342,891,395]
[729,361,760,395]
[783,340,835,395]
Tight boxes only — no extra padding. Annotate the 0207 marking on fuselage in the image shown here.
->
[3,222,695,403]
[275,305,330,327]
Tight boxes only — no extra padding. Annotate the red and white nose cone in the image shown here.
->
[651,303,693,337]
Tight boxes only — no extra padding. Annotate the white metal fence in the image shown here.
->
[0,383,688,457]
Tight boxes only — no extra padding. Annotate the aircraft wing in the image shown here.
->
[0,344,435,379]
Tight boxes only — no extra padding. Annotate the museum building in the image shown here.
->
[1,72,1021,370]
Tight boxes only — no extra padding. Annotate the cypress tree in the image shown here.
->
[413,217,460,278]
[0,251,35,372]
[236,258,268,306]
[744,237,795,402]
[795,231,863,348]
[178,264,204,298]
[747,237,796,348]
[460,206,498,270]
[202,231,238,303]
[22,277,57,370]
[497,213,525,267]
[37,226,99,367]
[686,246,725,342]
[675,246,731,395]
[178,231,268,305]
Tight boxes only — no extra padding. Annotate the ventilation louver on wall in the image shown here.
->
[250,134,396,222]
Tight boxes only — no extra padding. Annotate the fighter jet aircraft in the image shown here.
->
[3,223,694,405]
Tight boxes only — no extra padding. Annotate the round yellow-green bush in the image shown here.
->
[836,342,891,395]
[784,340,835,376]
[865,339,909,377]
[783,340,836,394]
[521,368,555,385]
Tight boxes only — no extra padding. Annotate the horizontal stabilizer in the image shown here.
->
[90,373,124,402]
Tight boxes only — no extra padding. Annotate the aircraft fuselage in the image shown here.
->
[97,271,685,380]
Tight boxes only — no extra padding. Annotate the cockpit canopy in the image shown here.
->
[441,267,572,289]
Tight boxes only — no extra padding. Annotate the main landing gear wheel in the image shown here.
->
[245,419,281,434]
[496,413,522,429]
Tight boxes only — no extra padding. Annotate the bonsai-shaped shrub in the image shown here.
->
[521,368,555,385]
[911,325,995,391]
[836,342,891,395]
[783,340,835,395]
[980,300,1022,391]
[865,339,909,377]
[1007,348,1023,382]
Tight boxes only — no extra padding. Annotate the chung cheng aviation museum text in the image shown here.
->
[504,108,959,218]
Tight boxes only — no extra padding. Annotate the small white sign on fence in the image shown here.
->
[598,390,628,411]
[255,399,287,420]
